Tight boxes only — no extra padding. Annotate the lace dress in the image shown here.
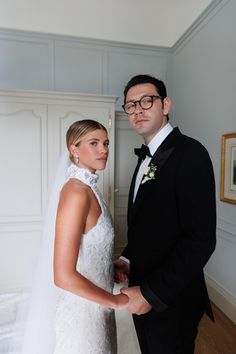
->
[53,164,117,354]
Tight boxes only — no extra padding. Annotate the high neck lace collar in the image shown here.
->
[66,163,99,187]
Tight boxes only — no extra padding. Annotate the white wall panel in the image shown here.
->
[0,36,52,90]
[54,41,104,93]
[0,102,47,222]
[0,230,41,292]
[0,89,116,292]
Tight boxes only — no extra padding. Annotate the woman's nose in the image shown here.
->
[100,145,108,154]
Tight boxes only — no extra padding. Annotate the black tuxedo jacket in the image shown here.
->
[123,127,216,319]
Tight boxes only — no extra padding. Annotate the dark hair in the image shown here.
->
[66,119,107,162]
[123,74,169,120]
[123,74,167,102]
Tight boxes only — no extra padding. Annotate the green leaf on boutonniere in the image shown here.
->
[144,163,157,180]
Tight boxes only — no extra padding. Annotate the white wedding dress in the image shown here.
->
[7,157,140,354]
[17,161,117,354]
[53,164,117,354]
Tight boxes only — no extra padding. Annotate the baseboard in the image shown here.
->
[205,274,236,324]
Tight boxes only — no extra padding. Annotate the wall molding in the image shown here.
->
[0,30,170,108]
[172,0,229,54]
[0,0,229,55]
[217,217,236,242]
[0,27,170,54]
[205,273,236,324]
[0,0,229,59]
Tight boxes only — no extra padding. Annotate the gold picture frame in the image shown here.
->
[220,133,236,204]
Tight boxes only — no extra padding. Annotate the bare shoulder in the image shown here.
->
[59,178,91,209]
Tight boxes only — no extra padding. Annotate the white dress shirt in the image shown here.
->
[133,123,173,201]
[120,123,174,265]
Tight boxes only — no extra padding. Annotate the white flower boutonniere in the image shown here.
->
[142,163,157,183]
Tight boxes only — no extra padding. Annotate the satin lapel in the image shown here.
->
[151,127,180,169]
[130,127,181,221]
[151,146,175,169]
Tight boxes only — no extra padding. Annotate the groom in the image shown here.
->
[114,74,216,353]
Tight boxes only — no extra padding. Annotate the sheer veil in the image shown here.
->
[11,151,70,354]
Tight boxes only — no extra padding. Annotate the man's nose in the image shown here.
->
[134,101,143,113]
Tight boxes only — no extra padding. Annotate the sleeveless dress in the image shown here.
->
[53,164,117,354]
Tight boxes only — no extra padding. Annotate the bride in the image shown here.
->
[19,119,128,354]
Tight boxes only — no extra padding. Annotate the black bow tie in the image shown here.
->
[134,144,152,160]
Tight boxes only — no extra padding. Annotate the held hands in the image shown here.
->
[121,286,152,315]
[114,293,129,310]
[113,260,151,314]
[113,258,130,284]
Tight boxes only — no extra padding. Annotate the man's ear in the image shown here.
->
[163,97,171,116]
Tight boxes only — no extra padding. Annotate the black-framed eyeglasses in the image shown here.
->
[122,95,162,115]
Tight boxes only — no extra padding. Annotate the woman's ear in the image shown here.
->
[69,144,77,156]
[69,144,79,164]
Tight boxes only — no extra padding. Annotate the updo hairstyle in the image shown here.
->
[66,119,107,162]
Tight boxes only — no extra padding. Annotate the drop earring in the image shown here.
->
[74,155,79,164]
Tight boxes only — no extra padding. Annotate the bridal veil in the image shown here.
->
[9,151,70,354]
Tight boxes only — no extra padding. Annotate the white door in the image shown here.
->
[114,112,142,258]
[0,89,116,292]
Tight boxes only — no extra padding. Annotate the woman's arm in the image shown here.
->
[54,182,128,310]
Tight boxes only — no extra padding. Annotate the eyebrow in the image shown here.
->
[87,138,109,143]
[125,93,156,103]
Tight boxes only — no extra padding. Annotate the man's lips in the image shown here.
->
[135,119,148,125]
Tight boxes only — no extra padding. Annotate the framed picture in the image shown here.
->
[220,132,236,204]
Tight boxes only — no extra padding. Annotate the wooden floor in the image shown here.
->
[195,303,236,354]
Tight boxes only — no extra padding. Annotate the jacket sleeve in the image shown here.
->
[140,142,216,310]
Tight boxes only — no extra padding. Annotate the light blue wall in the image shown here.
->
[0,29,171,109]
[0,0,235,309]
[172,0,236,302]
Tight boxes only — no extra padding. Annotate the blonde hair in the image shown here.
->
[66,120,107,162]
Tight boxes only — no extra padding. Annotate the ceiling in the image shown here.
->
[0,0,214,47]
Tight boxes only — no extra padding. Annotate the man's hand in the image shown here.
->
[121,286,152,315]
[113,258,130,284]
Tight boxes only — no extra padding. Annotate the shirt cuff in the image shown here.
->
[119,256,130,264]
